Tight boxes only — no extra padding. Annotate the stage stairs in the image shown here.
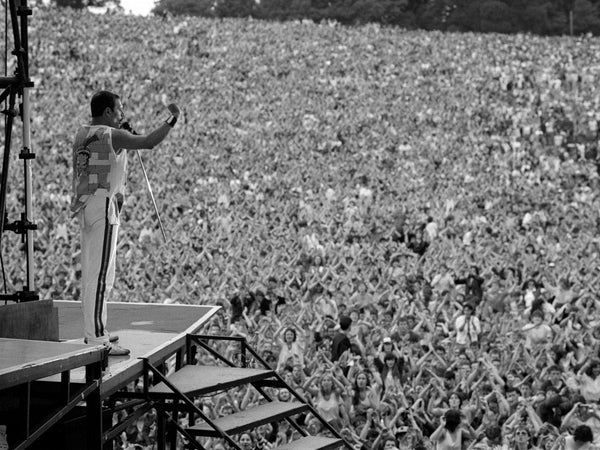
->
[131,334,352,450]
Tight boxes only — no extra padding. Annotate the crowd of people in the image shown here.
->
[4,4,600,450]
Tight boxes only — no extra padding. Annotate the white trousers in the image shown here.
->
[79,194,119,344]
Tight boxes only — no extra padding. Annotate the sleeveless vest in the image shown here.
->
[71,125,127,219]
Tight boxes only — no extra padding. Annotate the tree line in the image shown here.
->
[55,0,600,35]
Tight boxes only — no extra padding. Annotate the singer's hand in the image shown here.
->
[167,103,180,118]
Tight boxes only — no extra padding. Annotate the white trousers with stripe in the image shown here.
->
[79,194,119,344]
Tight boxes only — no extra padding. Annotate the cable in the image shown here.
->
[3,0,5,78]
[1,0,6,300]
[0,250,6,303]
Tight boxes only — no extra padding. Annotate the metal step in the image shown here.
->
[148,365,274,397]
[272,436,344,450]
[253,378,287,389]
[187,401,309,436]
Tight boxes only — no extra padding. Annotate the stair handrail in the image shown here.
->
[190,334,354,450]
[187,335,308,439]
[103,401,154,444]
[186,334,245,368]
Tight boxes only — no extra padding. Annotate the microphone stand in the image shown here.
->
[121,121,167,243]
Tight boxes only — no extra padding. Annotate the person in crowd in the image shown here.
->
[303,368,349,429]
[560,403,600,445]
[522,309,553,350]
[551,425,596,450]
[378,351,405,395]
[238,432,256,450]
[577,360,600,403]
[454,303,481,347]
[455,266,485,306]
[274,325,304,371]
[348,370,381,421]
[430,409,474,450]
[331,316,352,362]
[538,383,574,429]
[508,425,539,450]
[470,424,505,450]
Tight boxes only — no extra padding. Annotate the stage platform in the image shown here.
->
[0,300,219,449]
[0,301,349,450]
[0,338,107,450]
[53,300,219,396]
[0,338,105,391]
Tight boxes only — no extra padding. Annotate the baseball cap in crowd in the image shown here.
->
[383,337,392,344]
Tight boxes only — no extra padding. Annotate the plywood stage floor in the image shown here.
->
[52,300,219,396]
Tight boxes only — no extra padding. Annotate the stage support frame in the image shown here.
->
[0,0,38,304]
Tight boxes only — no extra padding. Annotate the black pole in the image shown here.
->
[0,87,16,241]
[19,0,29,78]
[8,0,24,78]
[0,0,37,301]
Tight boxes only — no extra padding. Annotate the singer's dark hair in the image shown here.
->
[91,90,120,118]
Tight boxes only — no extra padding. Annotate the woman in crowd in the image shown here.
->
[274,326,305,371]
[430,409,474,450]
[510,426,540,450]
[348,371,381,422]
[378,352,404,395]
[303,370,349,429]
[576,359,600,403]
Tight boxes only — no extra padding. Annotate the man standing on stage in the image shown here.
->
[71,90,180,355]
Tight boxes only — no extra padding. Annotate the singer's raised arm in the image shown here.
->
[112,103,180,151]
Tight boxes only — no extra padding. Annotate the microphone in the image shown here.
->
[121,121,139,135]
[122,120,168,242]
